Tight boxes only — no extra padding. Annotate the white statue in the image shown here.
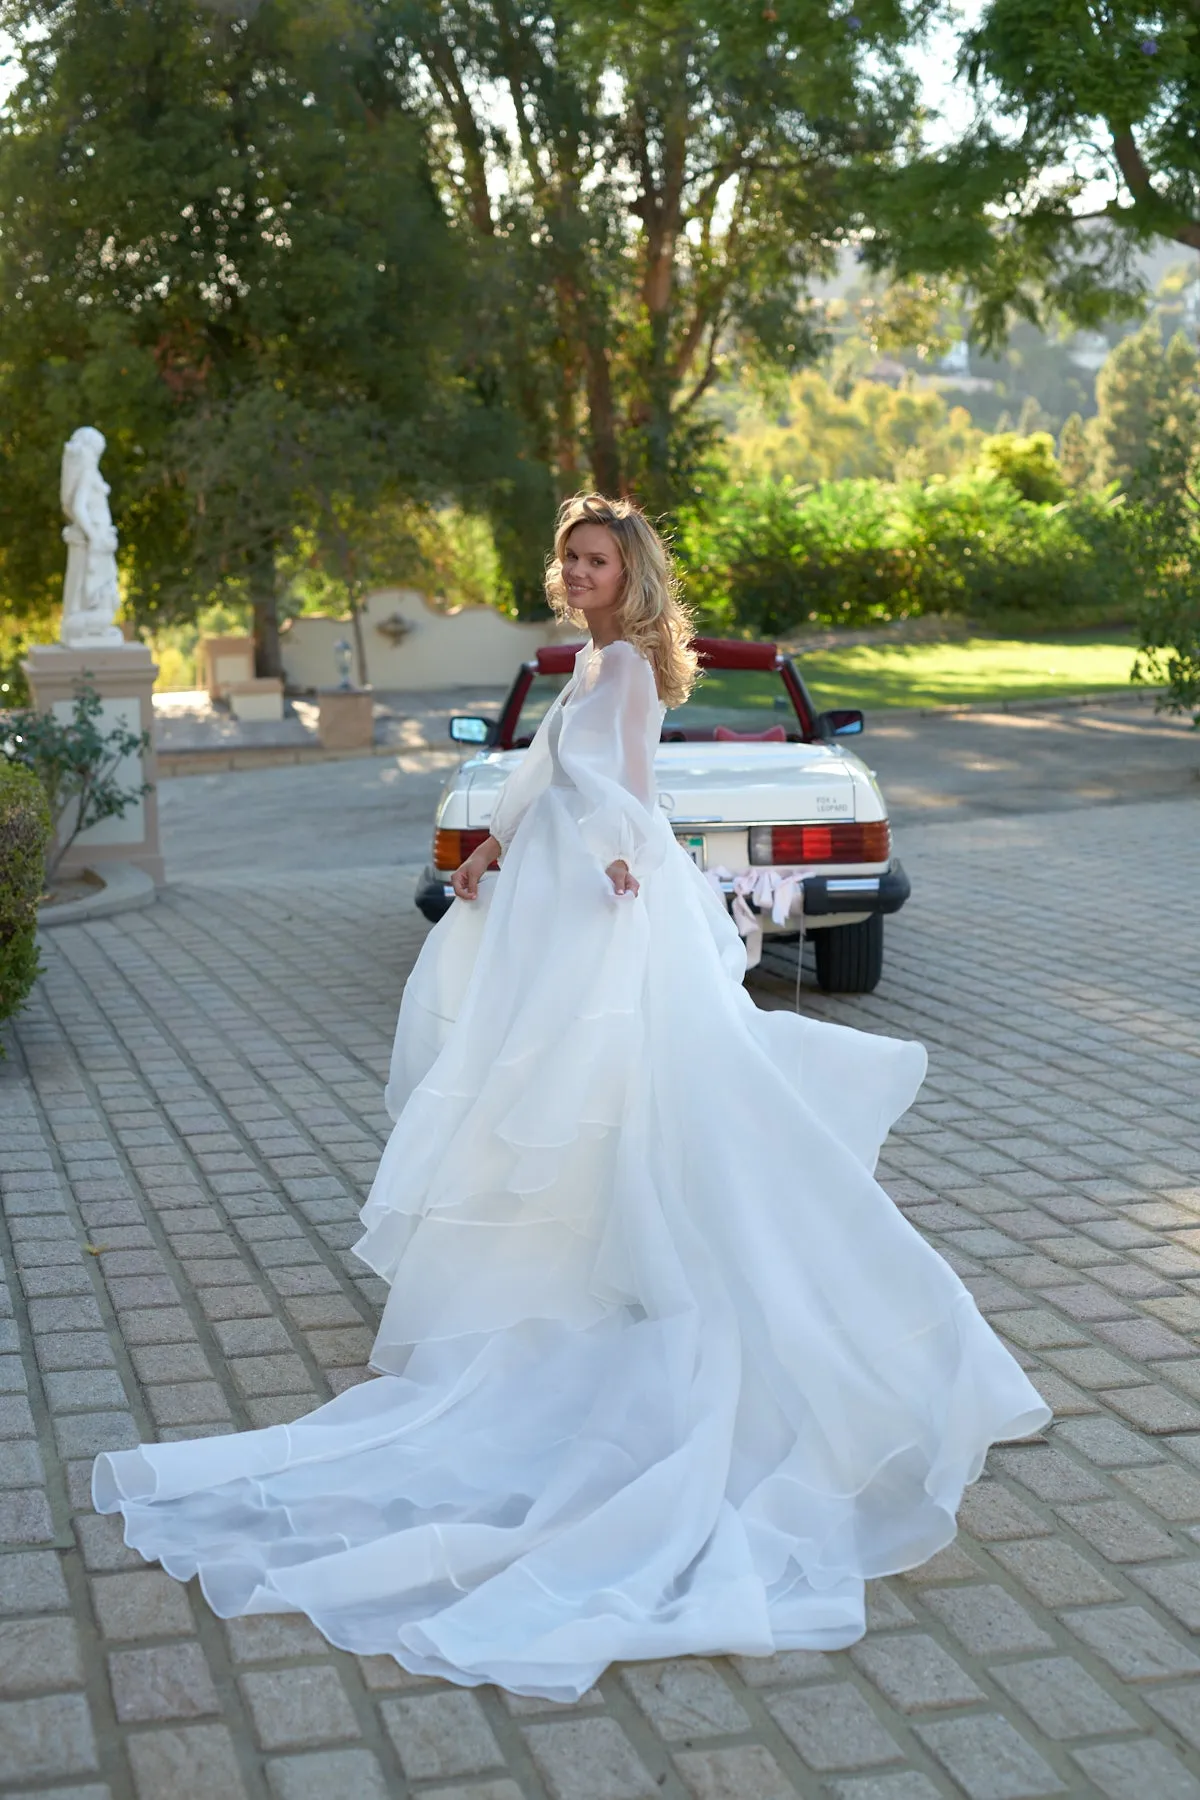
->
[60,427,125,649]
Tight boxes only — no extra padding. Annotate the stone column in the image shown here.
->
[22,643,165,886]
[317,687,375,751]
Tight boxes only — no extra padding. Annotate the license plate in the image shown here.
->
[681,834,706,869]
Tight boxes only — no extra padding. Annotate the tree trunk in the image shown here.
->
[582,314,622,497]
[350,599,370,689]
[250,543,282,679]
[550,272,585,493]
[635,87,689,512]
[643,341,675,515]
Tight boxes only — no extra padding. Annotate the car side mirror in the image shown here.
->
[449,716,493,746]
[819,709,864,739]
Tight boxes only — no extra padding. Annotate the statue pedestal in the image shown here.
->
[317,687,374,751]
[22,643,165,886]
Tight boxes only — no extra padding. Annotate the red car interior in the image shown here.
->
[507,638,820,748]
[713,724,788,744]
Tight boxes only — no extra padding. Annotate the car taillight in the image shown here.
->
[433,828,499,871]
[749,821,891,865]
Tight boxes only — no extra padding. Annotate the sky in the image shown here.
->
[0,29,18,109]
[910,3,984,149]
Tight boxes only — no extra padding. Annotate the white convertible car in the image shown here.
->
[416,637,910,993]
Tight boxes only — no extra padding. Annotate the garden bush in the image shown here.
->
[677,478,920,636]
[902,477,1141,625]
[0,640,31,708]
[976,432,1066,504]
[1126,487,1200,726]
[675,473,1142,639]
[0,763,51,1048]
[1135,578,1200,723]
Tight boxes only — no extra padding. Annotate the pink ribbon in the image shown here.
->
[705,866,806,970]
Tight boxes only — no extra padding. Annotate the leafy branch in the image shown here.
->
[1,683,152,879]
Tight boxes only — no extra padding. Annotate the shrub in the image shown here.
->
[2,684,151,879]
[902,477,1140,625]
[677,478,921,637]
[1134,583,1200,722]
[675,473,1142,638]
[1129,501,1200,725]
[0,643,31,709]
[1121,398,1200,724]
[976,432,1066,504]
[0,763,51,1048]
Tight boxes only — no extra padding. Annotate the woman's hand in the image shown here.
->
[606,859,639,897]
[452,836,500,901]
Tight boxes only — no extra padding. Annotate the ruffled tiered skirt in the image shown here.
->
[94,785,1050,1700]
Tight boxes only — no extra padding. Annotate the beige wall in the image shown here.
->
[280,590,582,692]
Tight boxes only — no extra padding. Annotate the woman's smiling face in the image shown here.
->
[563,524,625,624]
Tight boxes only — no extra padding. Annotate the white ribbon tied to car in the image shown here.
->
[705,866,806,971]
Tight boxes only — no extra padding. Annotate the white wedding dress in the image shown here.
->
[94,639,1049,1700]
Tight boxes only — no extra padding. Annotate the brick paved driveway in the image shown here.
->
[3,791,1200,1799]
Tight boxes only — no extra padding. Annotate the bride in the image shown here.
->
[94,494,1049,1702]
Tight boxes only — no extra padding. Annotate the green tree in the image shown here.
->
[396,0,933,516]
[1129,417,1200,723]
[865,0,1200,342]
[977,432,1065,504]
[1088,325,1199,500]
[1116,344,1200,721]
[168,388,424,685]
[0,0,491,669]
[1058,413,1091,489]
[731,369,984,485]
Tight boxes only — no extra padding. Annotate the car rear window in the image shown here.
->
[664,668,802,738]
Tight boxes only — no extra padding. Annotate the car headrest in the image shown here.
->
[535,644,586,673]
[713,724,788,743]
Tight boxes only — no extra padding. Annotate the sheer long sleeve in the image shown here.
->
[556,641,667,876]
[487,711,555,853]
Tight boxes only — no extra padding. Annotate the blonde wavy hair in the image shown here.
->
[545,493,699,708]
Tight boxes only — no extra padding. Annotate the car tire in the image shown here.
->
[814,916,883,994]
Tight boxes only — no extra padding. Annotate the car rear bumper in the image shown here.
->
[707,860,910,934]
[415,860,911,927]
[778,860,909,921]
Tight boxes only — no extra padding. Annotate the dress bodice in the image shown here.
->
[489,639,665,872]
[547,697,574,788]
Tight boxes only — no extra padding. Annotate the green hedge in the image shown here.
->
[0,762,51,1047]
[675,473,1144,637]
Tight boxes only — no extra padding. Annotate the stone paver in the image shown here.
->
[2,786,1200,1797]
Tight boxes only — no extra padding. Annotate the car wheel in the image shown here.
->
[813,916,883,994]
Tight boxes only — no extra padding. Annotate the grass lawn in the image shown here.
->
[796,634,1142,712]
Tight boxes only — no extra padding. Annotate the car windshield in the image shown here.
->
[664,668,801,739]
[512,663,804,745]
[513,673,571,744]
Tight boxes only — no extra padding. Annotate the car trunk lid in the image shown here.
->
[652,742,856,823]
[465,741,857,829]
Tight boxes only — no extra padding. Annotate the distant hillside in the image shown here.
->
[804,240,1200,435]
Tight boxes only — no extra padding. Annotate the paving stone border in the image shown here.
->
[37,864,158,929]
